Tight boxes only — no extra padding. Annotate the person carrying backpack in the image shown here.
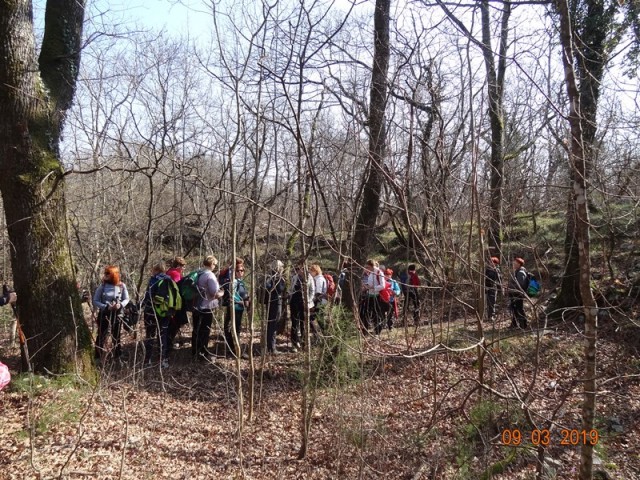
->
[224,258,249,358]
[405,264,421,325]
[142,263,179,368]
[192,256,224,361]
[166,256,188,350]
[289,262,316,352]
[361,259,387,335]
[384,268,402,330]
[264,260,286,355]
[485,256,503,322]
[508,257,529,328]
[93,265,130,364]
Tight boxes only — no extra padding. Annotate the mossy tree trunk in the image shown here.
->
[552,0,614,317]
[555,0,618,477]
[0,0,94,376]
[352,0,391,266]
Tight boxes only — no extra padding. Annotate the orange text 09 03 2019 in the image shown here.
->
[500,428,599,446]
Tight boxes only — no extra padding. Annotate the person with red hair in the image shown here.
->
[93,265,130,363]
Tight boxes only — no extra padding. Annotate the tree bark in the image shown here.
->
[352,0,391,265]
[552,0,611,316]
[480,0,510,255]
[555,0,605,477]
[0,1,94,376]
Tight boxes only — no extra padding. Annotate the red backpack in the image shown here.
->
[323,274,336,299]
[376,272,392,303]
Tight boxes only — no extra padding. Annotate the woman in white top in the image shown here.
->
[360,259,387,334]
[309,264,327,306]
[192,255,223,360]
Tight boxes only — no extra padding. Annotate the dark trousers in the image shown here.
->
[361,295,387,334]
[387,299,398,329]
[510,297,526,327]
[144,313,170,362]
[266,302,282,352]
[95,309,123,359]
[405,289,420,323]
[168,310,189,349]
[290,300,305,345]
[224,308,244,356]
[486,288,497,320]
[192,309,214,356]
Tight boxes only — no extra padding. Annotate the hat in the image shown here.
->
[514,257,525,266]
[490,257,500,265]
[384,268,393,276]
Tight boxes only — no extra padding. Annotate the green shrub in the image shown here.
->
[309,305,362,389]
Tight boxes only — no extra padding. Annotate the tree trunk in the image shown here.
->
[0,0,94,376]
[481,0,510,255]
[352,0,391,264]
[555,0,604,476]
[552,0,610,317]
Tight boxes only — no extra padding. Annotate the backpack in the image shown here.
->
[324,274,336,299]
[122,302,140,333]
[177,270,202,306]
[398,271,409,295]
[376,272,391,304]
[526,272,541,297]
[151,275,182,318]
[218,267,232,307]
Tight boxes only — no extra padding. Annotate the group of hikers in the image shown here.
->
[89,256,426,368]
[0,253,538,370]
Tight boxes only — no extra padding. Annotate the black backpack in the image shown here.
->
[218,267,232,307]
[122,302,140,333]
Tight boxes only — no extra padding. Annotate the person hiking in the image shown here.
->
[485,256,503,322]
[384,268,402,330]
[192,256,223,361]
[93,265,130,364]
[309,264,327,333]
[289,262,316,352]
[361,259,387,335]
[166,256,188,350]
[224,258,249,358]
[142,263,174,368]
[508,257,529,329]
[405,264,421,325]
[264,260,286,355]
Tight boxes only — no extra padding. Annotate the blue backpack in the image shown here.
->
[526,272,541,297]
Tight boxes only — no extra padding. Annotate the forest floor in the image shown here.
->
[1,303,640,480]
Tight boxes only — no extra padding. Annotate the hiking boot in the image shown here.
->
[161,359,170,369]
